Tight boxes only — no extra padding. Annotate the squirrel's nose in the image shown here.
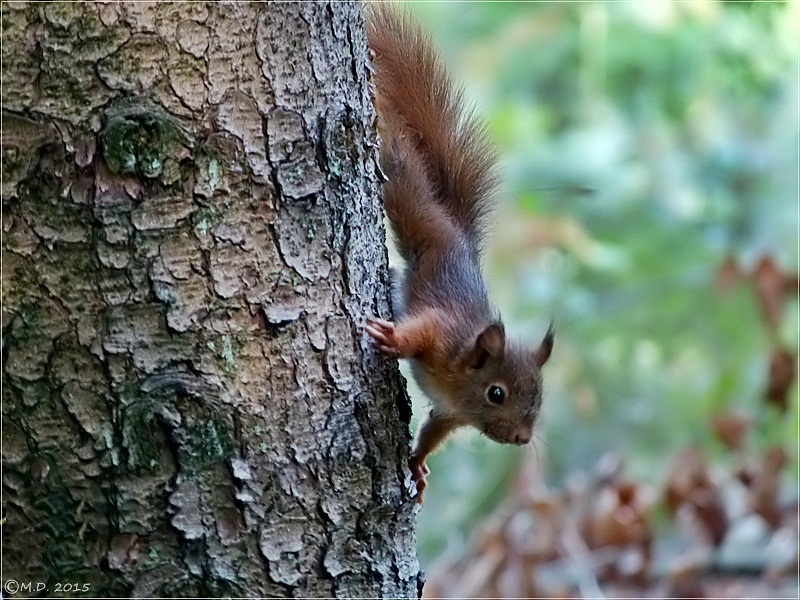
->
[513,430,531,445]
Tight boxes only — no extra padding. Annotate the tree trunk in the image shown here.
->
[2,2,421,597]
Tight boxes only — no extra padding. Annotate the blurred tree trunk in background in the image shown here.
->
[2,2,420,596]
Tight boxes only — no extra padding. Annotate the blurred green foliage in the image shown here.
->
[399,1,799,566]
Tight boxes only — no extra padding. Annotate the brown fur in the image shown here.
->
[367,5,498,251]
[365,6,554,502]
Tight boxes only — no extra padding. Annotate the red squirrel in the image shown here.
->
[365,6,554,502]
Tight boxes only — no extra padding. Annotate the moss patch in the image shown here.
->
[100,102,190,179]
[121,386,234,475]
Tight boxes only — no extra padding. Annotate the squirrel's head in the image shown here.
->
[459,322,554,445]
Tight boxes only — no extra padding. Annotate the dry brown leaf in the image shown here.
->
[749,446,789,529]
[752,256,787,330]
[664,448,728,545]
[691,488,728,546]
[665,447,707,514]
[665,564,707,598]
[424,443,793,598]
[765,347,796,412]
[590,487,650,547]
[711,412,752,451]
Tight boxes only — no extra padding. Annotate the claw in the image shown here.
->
[409,454,429,504]
[365,316,400,357]
[365,324,388,343]
[367,317,395,330]
[414,478,427,504]
[373,343,399,357]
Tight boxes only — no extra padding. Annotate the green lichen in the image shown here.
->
[195,217,210,236]
[38,56,95,114]
[121,390,234,475]
[43,2,80,29]
[208,158,219,192]
[176,401,235,473]
[220,336,236,372]
[7,297,42,342]
[3,262,39,311]
[203,333,239,374]
[100,103,189,179]
[192,205,221,237]
[190,417,230,465]
[2,146,33,184]
[30,470,95,580]
[327,154,343,178]
[120,397,165,474]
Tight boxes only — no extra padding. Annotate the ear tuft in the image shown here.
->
[533,321,554,367]
[468,323,505,370]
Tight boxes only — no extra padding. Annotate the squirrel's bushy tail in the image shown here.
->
[366,5,498,253]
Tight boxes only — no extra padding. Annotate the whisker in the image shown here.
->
[533,430,550,450]
[532,440,541,465]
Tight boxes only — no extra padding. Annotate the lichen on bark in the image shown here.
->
[100,100,190,179]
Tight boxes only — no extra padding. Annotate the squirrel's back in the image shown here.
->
[366,6,498,254]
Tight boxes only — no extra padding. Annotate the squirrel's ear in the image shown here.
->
[533,322,555,367]
[467,323,505,370]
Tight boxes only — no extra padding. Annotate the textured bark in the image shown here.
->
[2,2,420,597]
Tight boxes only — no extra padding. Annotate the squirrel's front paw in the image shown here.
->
[366,317,401,357]
[409,454,429,504]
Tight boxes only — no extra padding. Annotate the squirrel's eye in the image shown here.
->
[486,385,505,404]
